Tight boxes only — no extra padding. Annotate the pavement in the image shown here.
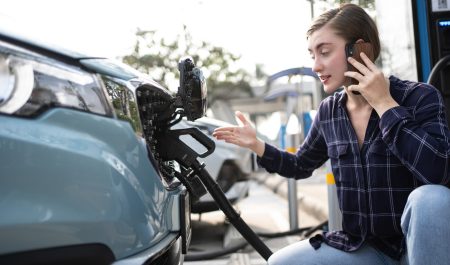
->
[185,165,329,265]
[253,166,329,223]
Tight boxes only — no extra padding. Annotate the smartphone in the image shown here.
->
[344,42,375,93]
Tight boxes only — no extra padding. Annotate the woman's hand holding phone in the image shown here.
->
[344,42,375,90]
[344,50,398,117]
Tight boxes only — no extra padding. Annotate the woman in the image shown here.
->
[213,4,450,265]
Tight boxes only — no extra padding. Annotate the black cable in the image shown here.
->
[427,54,450,90]
[256,220,328,239]
[193,161,273,260]
[184,220,329,261]
[257,226,314,238]
[304,220,328,238]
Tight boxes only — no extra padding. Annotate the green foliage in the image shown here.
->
[330,0,375,9]
[122,26,264,103]
[104,78,142,134]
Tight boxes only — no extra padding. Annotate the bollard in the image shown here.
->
[286,141,298,230]
[325,160,342,231]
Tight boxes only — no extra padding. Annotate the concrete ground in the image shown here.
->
[185,166,329,265]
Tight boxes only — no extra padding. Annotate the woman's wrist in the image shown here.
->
[252,138,266,157]
[374,98,399,117]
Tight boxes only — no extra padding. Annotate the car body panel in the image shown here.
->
[80,59,139,81]
[112,233,182,265]
[0,24,190,263]
[0,108,181,259]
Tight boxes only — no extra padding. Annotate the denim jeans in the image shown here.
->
[268,185,450,265]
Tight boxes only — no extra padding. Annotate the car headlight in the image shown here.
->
[0,41,112,117]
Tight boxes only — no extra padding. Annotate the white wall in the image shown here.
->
[375,0,419,81]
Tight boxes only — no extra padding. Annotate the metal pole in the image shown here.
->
[284,96,299,230]
[287,134,298,229]
[307,0,315,19]
[325,160,342,231]
[288,178,298,229]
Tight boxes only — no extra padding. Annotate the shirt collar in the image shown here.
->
[337,90,347,108]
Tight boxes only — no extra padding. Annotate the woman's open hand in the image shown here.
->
[212,111,265,156]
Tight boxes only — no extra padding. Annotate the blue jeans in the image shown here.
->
[268,185,450,265]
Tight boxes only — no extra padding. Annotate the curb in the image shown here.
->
[252,172,328,222]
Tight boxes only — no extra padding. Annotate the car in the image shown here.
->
[0,27,198,264]
[83,56,253,215]
[175,117,253,213]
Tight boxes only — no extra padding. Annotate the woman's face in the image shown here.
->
[308,24,348,94]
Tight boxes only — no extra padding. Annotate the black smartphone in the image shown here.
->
[344,42,375,93]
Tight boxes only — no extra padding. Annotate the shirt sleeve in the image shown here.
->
[379,84,450,185]
[257,106,329,179]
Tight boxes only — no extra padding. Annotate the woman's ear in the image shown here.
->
[355,39,365,44]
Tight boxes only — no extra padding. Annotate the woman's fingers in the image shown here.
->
[212,110,256,149]
[347,57,367,76]
[235,111,249,126]
[213,127,237,139]
[344,70,364,89]
[344,69,364,81]
[359,52,378,72]
[213,126,235,133]
[213,127,245,147]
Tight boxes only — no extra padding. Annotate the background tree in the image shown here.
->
[335,0,374,9]
[122,26,266,103]
[309,0,375,18]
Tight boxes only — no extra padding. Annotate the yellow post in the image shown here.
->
[325,160,342,231]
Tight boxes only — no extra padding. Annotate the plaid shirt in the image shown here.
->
[258,76,450,259]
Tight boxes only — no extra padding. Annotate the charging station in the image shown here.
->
[412,0,450,126]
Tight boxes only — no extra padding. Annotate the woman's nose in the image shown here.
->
[312,58,322,73]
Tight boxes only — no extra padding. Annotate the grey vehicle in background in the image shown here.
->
[175,117,253,213]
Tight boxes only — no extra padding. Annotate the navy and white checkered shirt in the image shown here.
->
[258,76,450,259]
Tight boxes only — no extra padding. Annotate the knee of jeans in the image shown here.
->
[267,252,283,265]
[407,185,450,213]
[268,249,296,265]
[402,185,450,234]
